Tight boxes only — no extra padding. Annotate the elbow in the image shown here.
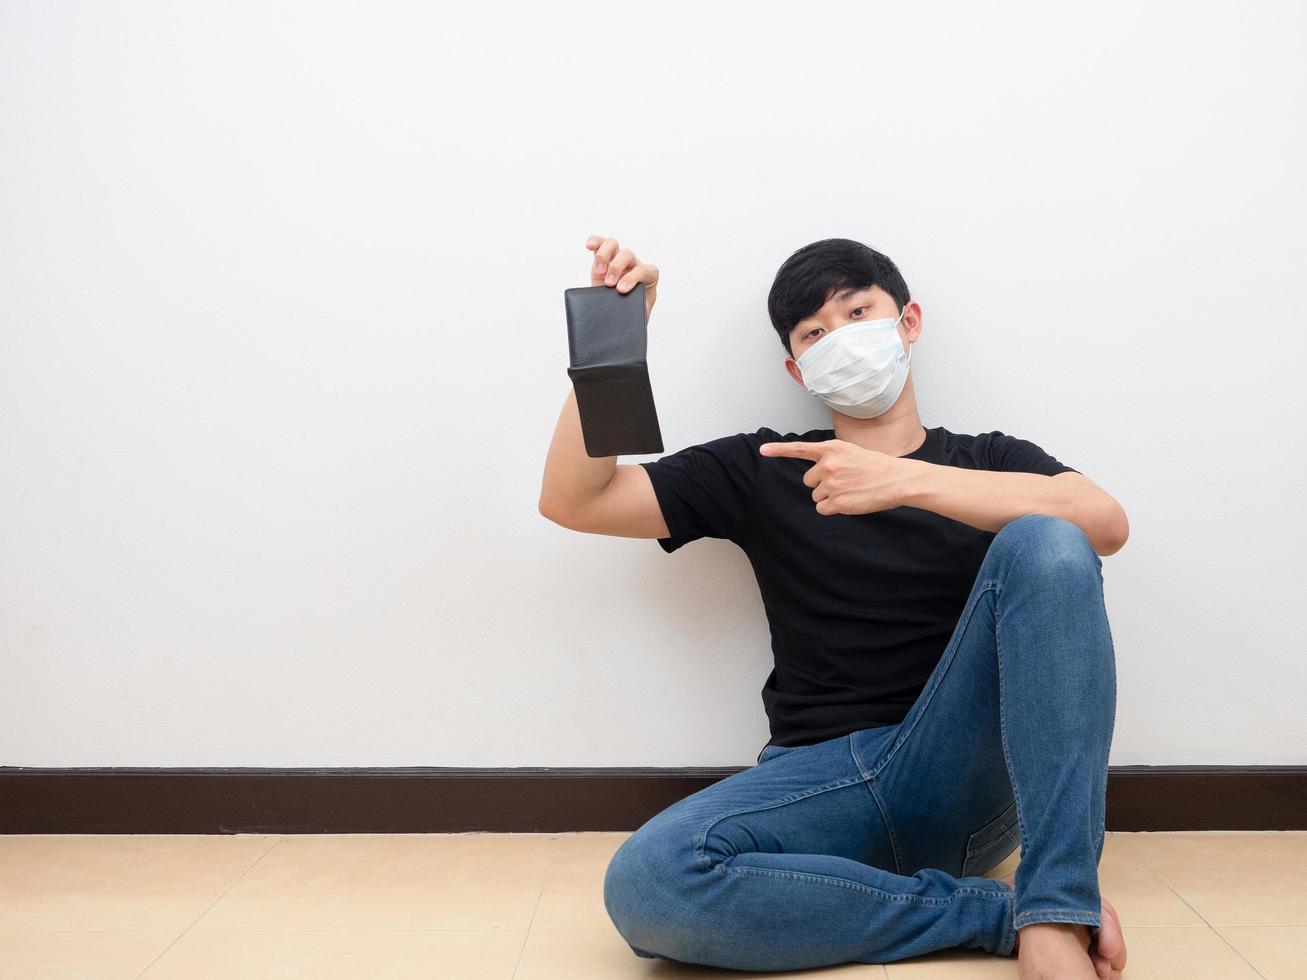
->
[538,496,563,525]
[1096,503,1130,556]
[538,496,576,529]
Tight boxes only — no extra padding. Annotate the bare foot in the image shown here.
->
[1015,922,1098,980]
[1005,902,1127,978]
[996,875,1126,980]
[1088,896,1127,979]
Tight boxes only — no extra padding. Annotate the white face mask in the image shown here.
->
[794,306,913,419]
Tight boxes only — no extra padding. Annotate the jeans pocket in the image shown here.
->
[961,799,1020,877]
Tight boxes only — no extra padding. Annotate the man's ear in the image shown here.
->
[904,301,922,339]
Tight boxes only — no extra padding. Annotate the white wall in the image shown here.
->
[2,1,1304,767]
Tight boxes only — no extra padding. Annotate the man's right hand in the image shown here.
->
[585,235,659,322]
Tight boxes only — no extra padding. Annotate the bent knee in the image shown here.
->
[994,514,1099,578]
[603,831,699,961]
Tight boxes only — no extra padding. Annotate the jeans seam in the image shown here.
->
[1014,908,1103,929]
[993,575,1032,863]
[861,577,1000,878]
[1097,570,1118,733]
[720,862,1015,907]
[1001,886,1017,956]
[866,580,999,783]
[847,735,905,875]
[847,732,872,781]
[867,777,905,876]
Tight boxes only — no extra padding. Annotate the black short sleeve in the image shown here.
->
[637,430,764,553]
[980,430,1079,476]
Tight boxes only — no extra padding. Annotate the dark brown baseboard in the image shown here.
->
[1,766,1303,835]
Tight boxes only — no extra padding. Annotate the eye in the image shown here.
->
[806,327,823,339]
[851,306,866,317]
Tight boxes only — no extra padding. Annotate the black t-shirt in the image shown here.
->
[638,425,1079,749]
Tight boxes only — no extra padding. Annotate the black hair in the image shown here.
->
[767,238,911,357]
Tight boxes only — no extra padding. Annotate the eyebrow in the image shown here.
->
[793,288,871,334]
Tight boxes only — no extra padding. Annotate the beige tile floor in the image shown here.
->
[0,831,1304,979]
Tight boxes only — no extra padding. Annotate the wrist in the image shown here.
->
[894,457,933,508]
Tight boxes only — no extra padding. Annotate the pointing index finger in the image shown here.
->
[759,441,822,459]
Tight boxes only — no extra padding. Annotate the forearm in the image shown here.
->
[897,460,1124,555]
[538,388,617,514]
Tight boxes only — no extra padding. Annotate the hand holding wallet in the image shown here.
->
[564,280,664,457]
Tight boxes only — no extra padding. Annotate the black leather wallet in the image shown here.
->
[564,281,664,457]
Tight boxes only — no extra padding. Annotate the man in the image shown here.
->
[538,235,1129,980]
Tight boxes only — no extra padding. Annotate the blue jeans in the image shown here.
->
[603,514,1117,971]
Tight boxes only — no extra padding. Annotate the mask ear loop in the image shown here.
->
[898,303,913,367]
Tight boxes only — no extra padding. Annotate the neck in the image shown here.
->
[829,381,927,458]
